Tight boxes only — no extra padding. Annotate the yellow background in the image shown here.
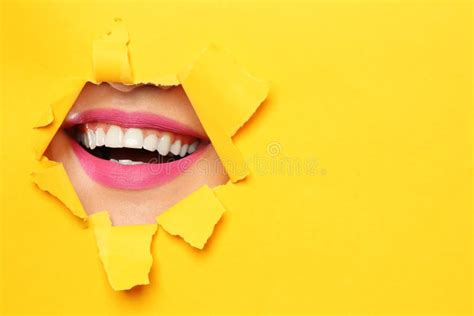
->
[1,0,472,315]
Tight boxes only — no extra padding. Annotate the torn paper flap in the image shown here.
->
[31,159,87,219]
[38,155,60,168]
[32,79,86,159]
[89,212,157,291]
[156,185,226,249]
[138,76,180,87]
[93,22,133,84]
[208,129,250,182]
[178,44,269,137]
[33,104,54,128]
[178,44,269,182]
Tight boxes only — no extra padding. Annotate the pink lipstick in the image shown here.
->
[64,109,208,190]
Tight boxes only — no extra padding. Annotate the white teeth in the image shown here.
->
[104,125,123,148]
[86,130,96,150]
[188,141,199,154]
[143,134,159,151]
[79,125,200,158]
[157,133,171,156]
[170,139,182,155]
[123,128,143,149]
[109,159,143,165]
[179,144,189,157]
[95,128,105,147]
[82,133,90,148]
[117,159,143,165]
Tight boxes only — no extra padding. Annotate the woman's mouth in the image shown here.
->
[74,123,201,164]
[64,109,207,190]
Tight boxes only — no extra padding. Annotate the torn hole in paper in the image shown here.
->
[31,20,268,290]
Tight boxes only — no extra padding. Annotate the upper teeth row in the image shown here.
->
[79,125,199,157]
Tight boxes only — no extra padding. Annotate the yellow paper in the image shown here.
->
[93,20,133,83]
[157,185,226,249]
[31,79,86,159]
[2,1,472,314]
[89,212,157,291]
[32,104,54,128]
[28,25,254,292]
[178,44,269,182]
[31,159,87,219]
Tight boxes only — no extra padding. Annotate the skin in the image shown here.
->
[46,82,228,226]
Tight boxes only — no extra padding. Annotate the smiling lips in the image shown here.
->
[65,109,207,190]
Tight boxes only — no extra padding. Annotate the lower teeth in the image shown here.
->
[110,159,144,165]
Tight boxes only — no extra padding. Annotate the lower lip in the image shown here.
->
[70,137,205,190]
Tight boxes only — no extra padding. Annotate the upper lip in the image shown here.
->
[63,108,208,140]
